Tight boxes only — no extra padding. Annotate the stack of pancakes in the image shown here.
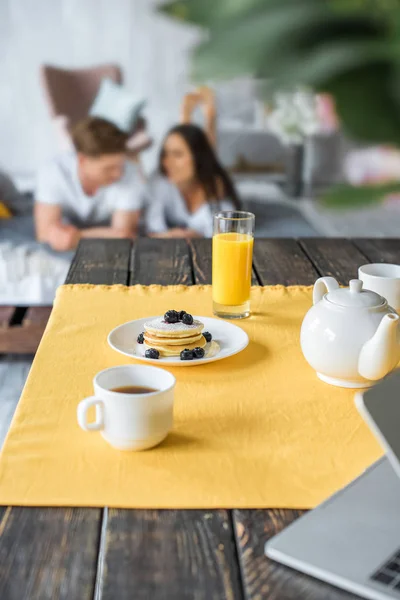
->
[143,317,206,357]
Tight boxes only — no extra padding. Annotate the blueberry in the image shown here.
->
[193,347,205,359]
[145,348,160,359]
[181,313,193,325]
[137,332,145,344]
[180,349,194,361]
[164,310,179,324]
[179,310,187,321]
[203,331,212,343]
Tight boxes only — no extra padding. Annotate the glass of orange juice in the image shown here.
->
[212,211,255,319]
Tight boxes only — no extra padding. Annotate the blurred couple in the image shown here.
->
[35,86,240,251]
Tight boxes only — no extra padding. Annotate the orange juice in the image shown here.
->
[212,232,254,306]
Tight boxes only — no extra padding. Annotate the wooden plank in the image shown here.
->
[253,239,318,286]
[0,507,101,600]
[0,240,130,598]
[353,238,400,265]
[299,238,366,285]
[188,239,258,285]
[66,239,131,285]
[232,239,318,600]
[0,308,51,355]
[65,267,130,285]
[0,326,47,354]
[23,307,52,325]
[99,509,243,600]
[233,239,367,600]
[188,239,212,285]
[100,239,243,600]
[233,509,357,600]
[1,238,375,600]
[0,307,14,328]
[130,238,192,285]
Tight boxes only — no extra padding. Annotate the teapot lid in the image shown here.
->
[326,279,385,308]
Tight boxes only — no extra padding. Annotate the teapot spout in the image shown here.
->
[358,313,400,381]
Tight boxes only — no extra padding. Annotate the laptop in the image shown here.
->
[265,370,400,600]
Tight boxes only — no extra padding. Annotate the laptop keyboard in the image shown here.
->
[371,548,400,591]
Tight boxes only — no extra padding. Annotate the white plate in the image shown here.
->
[108,316,249,366]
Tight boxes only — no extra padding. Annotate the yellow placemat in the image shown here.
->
[0,285,382,509]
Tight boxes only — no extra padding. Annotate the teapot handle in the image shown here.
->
[313,277,340,305]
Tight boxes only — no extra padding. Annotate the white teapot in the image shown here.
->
[301,277,400,388]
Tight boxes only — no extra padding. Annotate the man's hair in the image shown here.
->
[71,117,128,157]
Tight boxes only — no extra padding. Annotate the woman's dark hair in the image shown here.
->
[159,124,240,208]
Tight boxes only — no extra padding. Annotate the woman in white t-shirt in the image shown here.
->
[35,117,143,251]
[143,89,240,238]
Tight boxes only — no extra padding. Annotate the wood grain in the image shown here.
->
[353,238,400,265]
[23,307,52,325]
[0,308,51,355]
[0,307,14,328]
[0,240,131,599]
[253,239,318,286]
[3,238,397,600]
[233,510,356,600]
[233,238,390,600]
[299,238,367,285]
[231,238,320,600]
[103,239,243,600]
[130,238,193,285]
[99,509,243,600]
[0,507,101,600]
[0,325,48,354]
[66,239,132,285]
[188,239,212,285]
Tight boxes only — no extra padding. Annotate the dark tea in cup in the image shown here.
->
[111,385,158,395]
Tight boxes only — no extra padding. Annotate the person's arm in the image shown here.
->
[150,228,202,239]
[79,209,140,240]
[35,163,82,251]
[35,204,139,251]
[180,87,217,148]
[180,92,202,124]
[35,203,80,251]
[197,86,217,148]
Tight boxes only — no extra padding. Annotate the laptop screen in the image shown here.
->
[356,371,400,480]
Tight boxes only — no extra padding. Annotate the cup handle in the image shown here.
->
[77,396,104,432]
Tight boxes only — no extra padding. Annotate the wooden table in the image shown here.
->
[1,237,400,600]
[0,306,52,354]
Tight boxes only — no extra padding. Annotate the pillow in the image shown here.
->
[0,202,11,219]
[52,115,74,152]
[89,78,146,133]
[0,171,23,218]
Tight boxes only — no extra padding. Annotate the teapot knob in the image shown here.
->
[349,279,363,294]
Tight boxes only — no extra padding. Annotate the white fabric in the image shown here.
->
[89,78,146,133]
[52,116,74,152]
[35,152,143,227]
[142,175,235,238]
[0,243,70,305]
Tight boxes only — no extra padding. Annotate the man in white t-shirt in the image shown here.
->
[35,117,143,251]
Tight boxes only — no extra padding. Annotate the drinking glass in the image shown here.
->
[212,211,255,319]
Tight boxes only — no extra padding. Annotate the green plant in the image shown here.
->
[160,0,400,205]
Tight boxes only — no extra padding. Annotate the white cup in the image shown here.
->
[358,263,400,312]
[77,365,176,451]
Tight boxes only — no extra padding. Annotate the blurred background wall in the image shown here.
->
[0,0,200,185]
